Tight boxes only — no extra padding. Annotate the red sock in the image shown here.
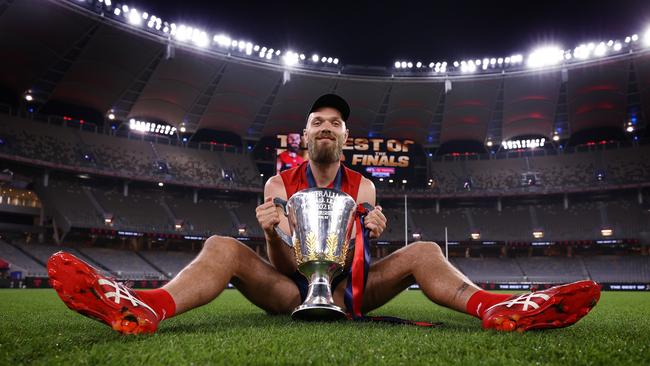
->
[135,289,176,321]
[465,290,511,319]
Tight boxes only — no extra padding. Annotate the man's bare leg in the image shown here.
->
[330,241,599,332]
[332,241,479,313]
[164,235,301,315]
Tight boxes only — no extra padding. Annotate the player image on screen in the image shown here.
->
[276,133,305,173]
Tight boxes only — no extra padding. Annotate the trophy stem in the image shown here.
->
[291,264,347,321]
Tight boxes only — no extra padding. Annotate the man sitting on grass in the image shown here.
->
[47,94,600,334]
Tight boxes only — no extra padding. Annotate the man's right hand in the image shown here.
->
[256,196,281,236]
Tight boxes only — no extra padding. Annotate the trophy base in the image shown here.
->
[291,304,347,321]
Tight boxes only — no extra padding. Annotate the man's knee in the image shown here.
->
[407,241,444,260]
[201,235,246,257]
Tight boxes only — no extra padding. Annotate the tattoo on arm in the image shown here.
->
[453,282,470,302]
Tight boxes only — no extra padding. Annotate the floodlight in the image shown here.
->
[594,42,607,56]
[527,46,563,68]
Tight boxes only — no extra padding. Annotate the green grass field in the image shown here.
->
[1,289,649,365]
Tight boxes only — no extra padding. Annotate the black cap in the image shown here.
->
[308,94,350,121]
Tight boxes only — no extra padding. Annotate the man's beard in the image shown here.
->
[307,132,344,164]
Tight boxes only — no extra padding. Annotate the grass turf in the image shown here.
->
[1,289,649,365]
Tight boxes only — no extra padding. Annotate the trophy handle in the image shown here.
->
[272,198,293,248]
[273,198,288,214]
[360,202,374,214]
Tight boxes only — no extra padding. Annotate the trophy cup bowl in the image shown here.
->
[274,188,358,321]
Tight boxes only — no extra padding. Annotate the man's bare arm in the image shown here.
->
[257,175,297,275]
[356,177,386,239]
[356,177,377,207]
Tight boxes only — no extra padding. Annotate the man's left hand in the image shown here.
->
[364,205,387,239]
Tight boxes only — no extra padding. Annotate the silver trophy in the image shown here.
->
[274,188,360,321]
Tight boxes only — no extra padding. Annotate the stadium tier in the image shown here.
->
[1,114,649,196]
[425,146,650,194]
[0,115,262,189]
[15,172,643,242]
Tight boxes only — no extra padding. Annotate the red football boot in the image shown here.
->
[47,251,159,335]
[482,280,601,332]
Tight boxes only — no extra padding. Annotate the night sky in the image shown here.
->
[127,0,650,67]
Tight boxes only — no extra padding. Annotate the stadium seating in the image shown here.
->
[91,186,173,233]
[166,193,239,236]
[2,114,650,197]
[79,130,157,177]
[139,251,196,278]
[0,115,262,189]
[427,145,650,194]
[582,255,650,283]
[516,257,588,283]
[450,256,650,284]
[0,116,77,166]
[36,177,261,237]
[29,171,649,245]
[0,240,46,277]
[37,180,104,229]
[408,196,647,242]
[76,247,163,280]
[230,199,264,237]
[450,257,524,283]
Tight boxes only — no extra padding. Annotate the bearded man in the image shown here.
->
[47,94,600,334]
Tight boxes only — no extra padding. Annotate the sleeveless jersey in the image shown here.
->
[280,160,362,200]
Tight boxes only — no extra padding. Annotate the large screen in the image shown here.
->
[276,134,414,175]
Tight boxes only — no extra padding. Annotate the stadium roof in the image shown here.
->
[1,0,648,146]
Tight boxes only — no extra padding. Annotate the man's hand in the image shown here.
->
[364,205,386,239]
[256,197,281,236]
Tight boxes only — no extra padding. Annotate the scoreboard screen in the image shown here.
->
[276,134,414,177]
